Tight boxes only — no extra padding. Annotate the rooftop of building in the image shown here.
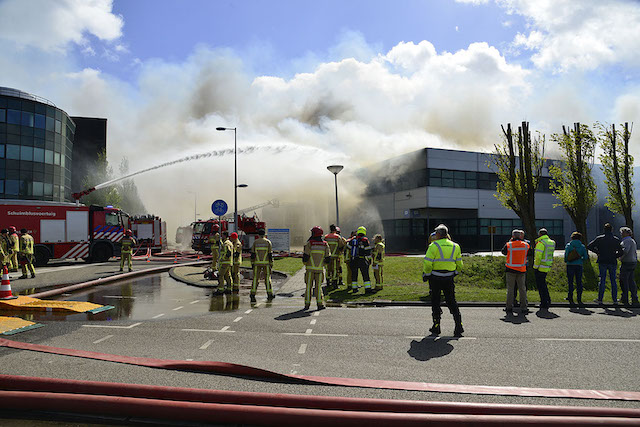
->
[0,86,57,108]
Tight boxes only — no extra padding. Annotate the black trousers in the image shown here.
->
[350,258,370,284]
[535,269,551,308]
[429,275,462,324]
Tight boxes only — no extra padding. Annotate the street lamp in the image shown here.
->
[217,126,238,232]
[327,165,344,226]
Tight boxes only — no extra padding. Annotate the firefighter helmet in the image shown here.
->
[212,224,220,232]
[357,226,367,236]
[230,232,238,239]
[8,226,16,233]
[335,226,341,234]
[311,226,323,237]
[125,229,132,236]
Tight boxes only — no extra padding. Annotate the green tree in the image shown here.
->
[118,157,147,215]
[492,122,545,242]
[81,149,119,207]
[549,123,597,243]
[598,122,635,234]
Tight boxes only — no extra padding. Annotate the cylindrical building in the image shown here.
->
[0,87,74,202]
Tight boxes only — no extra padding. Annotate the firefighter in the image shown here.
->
[216,231,234,294]
[230,232,243,292]
[343,231,356,290]
[120,229,136,272]
[303,226,330,310]
[250,228,274,302]
[8,226,19,272]
[349,226,372,293]
[335,227,346,288]
[18,228,36,279]
[423,224,464,337]
[324,224,346,290]
[0,229,11,270]
[372,234,385,291]
[209,223,221,272]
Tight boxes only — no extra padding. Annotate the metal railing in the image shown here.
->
[0,86,56,107]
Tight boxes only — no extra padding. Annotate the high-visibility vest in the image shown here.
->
[121,237,135,254]
[220,239,234,266]
[305,240,329,272]
[209,233,220,254]
[534,235,555,272]
[505,240,529,272]
[373,242,385,265]
[324,233,342,257]
[19,234,34,255]
[252,237,272,265]
[423,239,462,277]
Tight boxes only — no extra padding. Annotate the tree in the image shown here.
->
[118,158,147,215]
[598,122,635,234]
[492,122,546,242]
[81,149,121,208]
[549,123,597,243]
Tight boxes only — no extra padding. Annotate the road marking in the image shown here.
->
[200,339,215,349]
[220,326,230,332]
[182,328,235,333]
[312,312,320,317]
[83,322,142,329]
[186,359,194,361]
[244,309,253,314]
[152,313,165,319]
[92,335,113,344]
[190,300,200,305]
[298,344,307,354]
[310,319,317,325]
[173,306,184,311]
[406,336,477,340]
[233,317,242,322]
[103,295,136,299]
[305,328,312,334]
[283,332,348,337]
[255,303,262,307]
[537,338,640,343]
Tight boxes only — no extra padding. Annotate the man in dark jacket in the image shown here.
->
[587,223,623,304]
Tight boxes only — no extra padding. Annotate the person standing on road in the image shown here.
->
[349,226,372,293]
[501,229,530,314]
[230,232,243,293]
[8,226,19,272]
[564,232,589,306]
[0,229,11,270]
[423,224,464,337]
[208,224,221,273]
[216,231,234,295]
[324,224,346,291]
[372,234,385,292]
[343,231,356,291]
[303,226,330,310]
[250,228,274,302]
[533,228,555,310]
[119,229,136,272]
[18,228,36,279]
[618,227,638,307]
[587,223,622,304]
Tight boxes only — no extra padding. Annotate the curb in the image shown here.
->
[329,299,640,309]
[169,264,289,289]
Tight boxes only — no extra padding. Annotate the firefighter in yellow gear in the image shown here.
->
[0,229,11,270]
[119,229,137,272]
[324,224,346,290]
[303,226,330,310]
[343,231,356,290]
[372,234,385,291]
[230,232,243,292]
[18,228,36,279]
[216,231,234,294]
[423,224,464,337]
[8,226,19,272]
[208,224,221,271]
[250,229,273,302]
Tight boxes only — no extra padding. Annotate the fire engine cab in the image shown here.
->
[0,200,130,266]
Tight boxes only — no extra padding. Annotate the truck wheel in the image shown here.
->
[34,247,50,267]
[92,244,112,262]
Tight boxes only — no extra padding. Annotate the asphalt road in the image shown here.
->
[1,268,640,413]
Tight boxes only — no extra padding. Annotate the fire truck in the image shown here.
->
[131,215,167,253]
[191,214,266,253]
[0,200,131,266]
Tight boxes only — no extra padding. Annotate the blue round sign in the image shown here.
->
[211,199,228,216]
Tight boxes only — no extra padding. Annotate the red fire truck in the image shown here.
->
[191,214,266,253]
[0,200,131,266]
[131,215,167,254]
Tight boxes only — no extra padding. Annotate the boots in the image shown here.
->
[453,312,464,337]
[429,322,441,335]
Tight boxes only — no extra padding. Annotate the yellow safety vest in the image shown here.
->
[534,235,555,272]
[252,237,272,265]
[220,239,234,266]
[423,238,463,277]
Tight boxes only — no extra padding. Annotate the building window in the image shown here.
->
[6,144,20,160]
[34,114,45,129]
[6,109,20,125]
[33,147,44,163]
[0,109,5,122]
[5,180,19,195]
[21,112,34,127]
[20,146,33,161]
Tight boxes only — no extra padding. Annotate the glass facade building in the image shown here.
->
[0,87,74,202]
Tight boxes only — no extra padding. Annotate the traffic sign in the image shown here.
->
[211,199,228,216]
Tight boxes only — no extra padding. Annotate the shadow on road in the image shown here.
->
[275,309,312,320]
[569,306,594,315]
[500,313,530,324]
[407,336,455,361]
[599,307,638,318]
[536,309,560,319]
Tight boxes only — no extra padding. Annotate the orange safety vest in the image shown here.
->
[505,240,529,272]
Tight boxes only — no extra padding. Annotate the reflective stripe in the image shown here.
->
[433,242,457,262]
[424,257,434,262]
[431,271,455,277]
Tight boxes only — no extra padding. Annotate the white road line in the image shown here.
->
[406,336,477,340]
[283,332,349,337]
[220,326,230,332]
[103,296,136,299]
[298,344,307,354]
[200,339,215,349]
[233,317,242,322]
[305,328,313,334]
[186,359,194,361]
[173,306,184,311]
[152,313,165,319]
[190,300,200,305]
[244,309,253,314]
[255,303,262,307]
[312,312,320,317]
[92,335,113,344]
[537,338,640,343]
[182,328,235,333]
[83,322,142,329]
[310,319,317,325]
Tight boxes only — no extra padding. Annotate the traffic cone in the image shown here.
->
[0,266,17,300]
[197,254,200,260]
[146,248,151,263]
[173,253,178,264]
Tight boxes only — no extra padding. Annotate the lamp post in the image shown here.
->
[216,126,238,232]
[327,165,344,226]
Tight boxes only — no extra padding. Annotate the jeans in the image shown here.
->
[566,264,583,301]
[535,269,551,308]
[619,262,638,304]
[598,263,617,301]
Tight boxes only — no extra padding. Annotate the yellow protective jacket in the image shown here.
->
[209,233,221,254]
[373,241,385,265]
[303,239,330,272]
[423,238,463,277]
[324,232,345,258]
[251,237,273,266]
[533,235,555,272]
[232,238,243,265]
[120,236,136,254]
[10,233,19,252]
[19,233,34,255]
[220,239,234,266]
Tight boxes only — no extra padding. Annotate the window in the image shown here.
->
[20,146,33,161]
[0,144,3,158]
[0,180,4,194]
[394,219,411,236]
[6,109,20,125]
[34,114,45,129]
[44,150,53,164]
[33,148,44,163]
[21,112,34,127]
[105,212,120,226]
[44,182,53,196]
[5,180,19,195]
[46,116,54,132]
[32,181,43,197]
[55,120,61,134]
[54,152,60,165]
[6,145,20,160]
[0,109,5,122]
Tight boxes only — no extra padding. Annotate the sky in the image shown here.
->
[0,0,639,229]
